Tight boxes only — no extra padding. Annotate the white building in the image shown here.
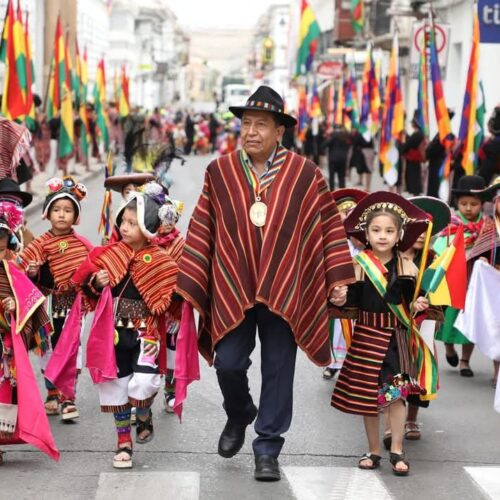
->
[77,0,110,87]
[107,0,188,109]
[435,0,500,131]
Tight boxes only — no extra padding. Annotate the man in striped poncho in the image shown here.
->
[176,86,355,481]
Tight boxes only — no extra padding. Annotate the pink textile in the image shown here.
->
[0,318,60,461]
[153,228,180,247]
[173,301,200,421]
[44,294,83,400]
[5,262,46,333]
[86,286,117,384]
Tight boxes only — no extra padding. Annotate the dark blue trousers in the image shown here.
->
[214,305,297,458]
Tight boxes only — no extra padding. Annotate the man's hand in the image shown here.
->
[330,285,348,307]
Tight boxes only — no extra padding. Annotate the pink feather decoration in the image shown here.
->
[0,201,24,231]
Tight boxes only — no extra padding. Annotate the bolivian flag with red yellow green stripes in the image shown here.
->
[421,225,467,309]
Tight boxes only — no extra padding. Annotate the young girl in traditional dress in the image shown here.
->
[72,182,178,468]
[433,175,492,377]
[17,176,92,421]
[0,181,58,465]
[381,196,449,445]
[331,192,435,476]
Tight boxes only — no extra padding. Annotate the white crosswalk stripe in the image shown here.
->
[282,466,392,500]
[464,467,500,499]
[94,471,200,500]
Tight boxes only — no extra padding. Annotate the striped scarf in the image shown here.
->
[177,149,355,366]
[240,145,288,194]
[439,213,485,249]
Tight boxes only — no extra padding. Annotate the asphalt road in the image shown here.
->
[3,154,499,500]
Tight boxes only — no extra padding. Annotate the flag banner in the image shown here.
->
[458,7,481,175]
[351,0,364,34]
[1,0,26,120]
[421,225,467,308]
[296,0,321,75]
[455,260,500,360]
[359,44,380,140]
[379,35,404,187]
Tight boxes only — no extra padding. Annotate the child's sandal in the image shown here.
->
[60,401,79,421]
[389,451,410,476]
[44,396,60,415]
[113,446,133,469]
[136,409,154,444]
[358,453,381,470]
[405,422,421,440]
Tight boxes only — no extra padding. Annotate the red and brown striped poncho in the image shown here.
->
[73,241,178,316]
[18,230,93,293]
[176,149,355,366]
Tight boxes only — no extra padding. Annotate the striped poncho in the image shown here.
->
[176,149,355,366]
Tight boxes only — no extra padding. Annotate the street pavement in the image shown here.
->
[3,154,500,500]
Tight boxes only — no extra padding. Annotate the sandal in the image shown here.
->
[322,367,338,380]
[136,409,154,444]
[112,446,133,469]
[358,453,381,470]
[383,431,392,451]
[405,422,421,440]
[60,400,79,421]
[164,393,176,414]
[445,352,459,367]
[389,451,410,476]
[459,360,474,378]
[44,396,60,416]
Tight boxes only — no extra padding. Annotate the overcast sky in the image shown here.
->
[167,0,285,30]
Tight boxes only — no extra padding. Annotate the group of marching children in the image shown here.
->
[0,162,185,469]
[326,173,500,476]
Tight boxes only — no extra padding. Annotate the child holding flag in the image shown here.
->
[433,175,492,376]
[331,192,435,476]
[17,176,93,421]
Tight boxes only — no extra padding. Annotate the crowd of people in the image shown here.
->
[0,85,499,485]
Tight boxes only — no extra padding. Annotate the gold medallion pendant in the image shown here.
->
[249,199,267,227]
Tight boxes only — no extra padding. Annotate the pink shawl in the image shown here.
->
[173,301,200,421]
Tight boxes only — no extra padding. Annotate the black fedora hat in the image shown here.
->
[0,177,32,207]
[229,85,297,128]
[452,175,490,200]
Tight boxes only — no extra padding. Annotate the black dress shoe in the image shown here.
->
[254,454,281,481]
[218,420,248,458]
[218,406,257,458]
